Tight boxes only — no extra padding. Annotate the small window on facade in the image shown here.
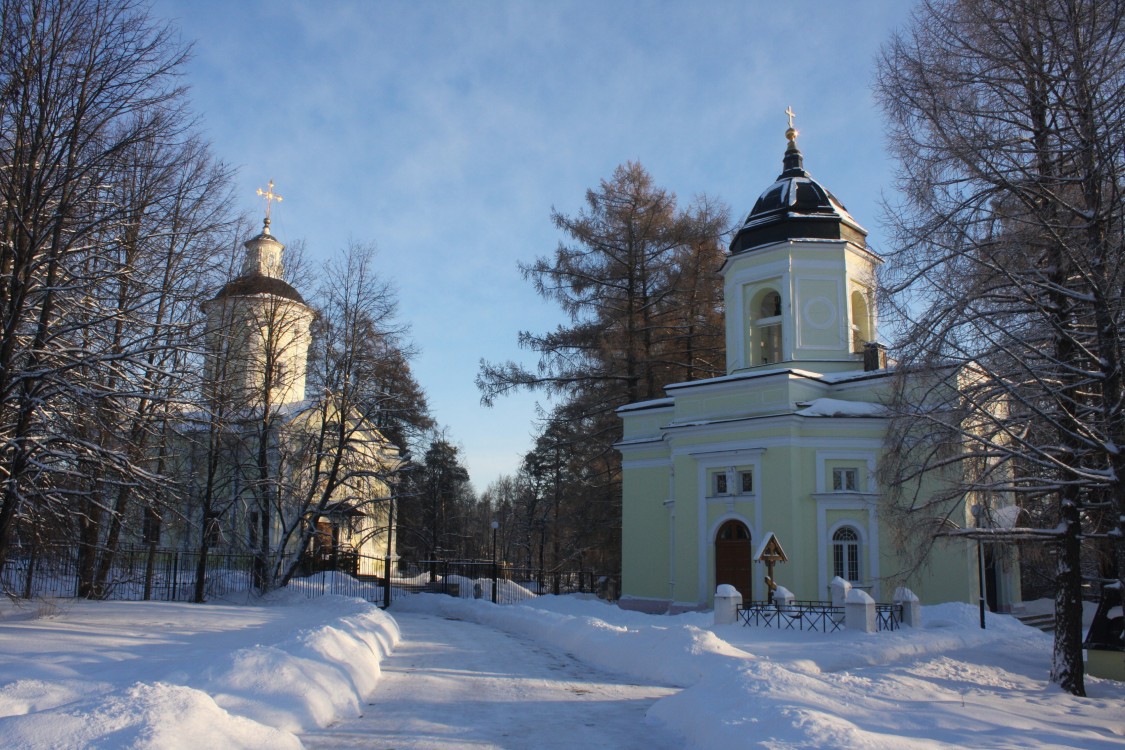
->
[206,515,224,548]
[274,361,287,386]
[739,471,753,494]
[142,510,160,546]
[247,511,260,548]
[714,472,728,496]
[833,467,858,492]
[833,526,861,583]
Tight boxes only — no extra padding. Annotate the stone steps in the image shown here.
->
[1017,612,1056,632]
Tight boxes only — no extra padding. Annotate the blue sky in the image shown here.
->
[152,0,916,489]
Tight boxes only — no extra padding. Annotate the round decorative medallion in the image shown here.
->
[803,297,836,329]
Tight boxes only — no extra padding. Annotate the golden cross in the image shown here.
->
[785,105,796,130]
[256,179,283,221]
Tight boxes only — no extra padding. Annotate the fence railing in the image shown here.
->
[1,545,266,602]
[738,600,903,632]
[0,546,615,610]
[390,560,612,605]
[875,602,903,631]
[738,600,845,632]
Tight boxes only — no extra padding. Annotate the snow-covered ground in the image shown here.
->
[0,590,1121,749]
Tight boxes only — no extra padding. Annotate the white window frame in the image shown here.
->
[832,525,862,583]
[713,471,729,496]
[832,467,858,492]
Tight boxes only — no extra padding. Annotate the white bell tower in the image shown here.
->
[203,180,315,407]
[721,114,883,375]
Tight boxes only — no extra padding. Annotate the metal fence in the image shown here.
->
[391,560,612,605]
[0,546,614,610]
[738,599,903,632]
[1,546,262,602]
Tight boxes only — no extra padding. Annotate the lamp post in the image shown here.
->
[382,488,395,610]
[490,520,499,604]
[971,503,987,629]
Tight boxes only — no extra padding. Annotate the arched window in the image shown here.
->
[717,520,751,541]
[832,526,861,583]
[753,289,783,365]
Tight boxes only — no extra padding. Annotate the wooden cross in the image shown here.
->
[785,105,796,130]
[256,179,283,222]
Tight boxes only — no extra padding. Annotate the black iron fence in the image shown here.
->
[2,545,264,602]
[391,560,612,605]
[738,599,903,632]
[0,546,615,610]
[875,602,904,631]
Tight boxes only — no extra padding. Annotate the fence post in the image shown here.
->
[893,587,921,628]
[845,587,876,633]
[382,555,392,609]
[143,545,155,601]
[713,585,742,626]
[21,543,36,599]
[171,551,179,602]
[830,576,851,607]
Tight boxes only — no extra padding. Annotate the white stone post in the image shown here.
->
[773,585,795,609]
[893,587,921,628]
[713,584,743,626]
[845,588,876,633]
[830,576,851,608]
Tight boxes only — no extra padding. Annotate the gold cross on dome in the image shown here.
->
[256,179,283,222]
[785,105,796,129]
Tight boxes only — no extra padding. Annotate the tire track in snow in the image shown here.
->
[301,611,681,749]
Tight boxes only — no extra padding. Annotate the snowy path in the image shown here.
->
[300,611,681,750]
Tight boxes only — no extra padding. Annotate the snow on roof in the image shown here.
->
[753,531,788,562]
[794,398,886,417]
[616,397,675,413]
[664,367,824,392]
[816,368,895,383]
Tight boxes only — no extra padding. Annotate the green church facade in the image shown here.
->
[617,125,1020,612]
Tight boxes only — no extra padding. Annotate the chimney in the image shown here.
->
[863,342,887,372]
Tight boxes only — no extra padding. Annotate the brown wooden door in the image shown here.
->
[715,520,753,602]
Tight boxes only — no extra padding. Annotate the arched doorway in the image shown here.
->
[715,520,753,602]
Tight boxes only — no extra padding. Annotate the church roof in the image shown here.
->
[210,272,307,305]
[730,129,867,255]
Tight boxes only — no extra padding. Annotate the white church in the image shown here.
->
[169,191,400,579]
[616,121,1021,613]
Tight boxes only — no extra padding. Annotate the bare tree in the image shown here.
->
[271,241,412,587]
[875,0,1125,695]
[0,0,213,580]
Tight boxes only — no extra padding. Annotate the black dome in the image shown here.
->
[730,142,866,255]
[210,273,307,306]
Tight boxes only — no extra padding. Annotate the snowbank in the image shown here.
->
[394,595,1125,750]
[0,594,398,749]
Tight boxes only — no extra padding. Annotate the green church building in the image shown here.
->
[617,122,1020,613]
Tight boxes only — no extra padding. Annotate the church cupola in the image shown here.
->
[721,110,882,375]
[204,180,315,406]
[729,110,867,255]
